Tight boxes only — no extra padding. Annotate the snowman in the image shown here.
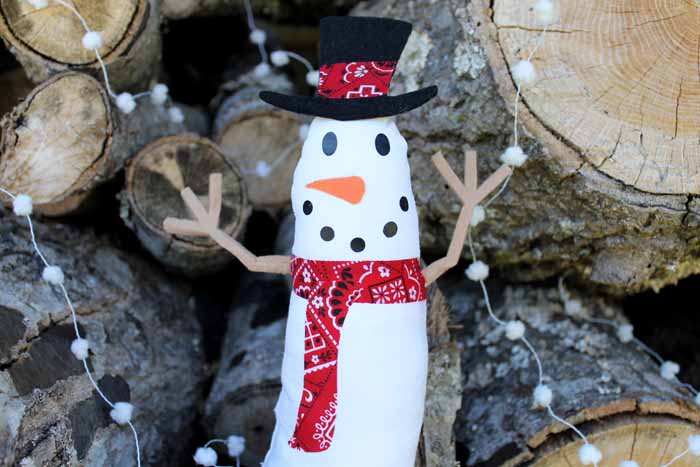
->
[164,16,512,467]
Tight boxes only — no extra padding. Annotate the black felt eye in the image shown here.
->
[303,200,313,215]
[375,133,390,156]
[322,132,337,156]
[399,196,409,212]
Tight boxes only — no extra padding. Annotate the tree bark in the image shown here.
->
[161,0,362,21]
[0,0,161,91]
[0,209,205,466]
[122,134,251,276]
[213,76,306,212]
[352,0,700,294]
[0,72,207,216]
[440,274,699,467]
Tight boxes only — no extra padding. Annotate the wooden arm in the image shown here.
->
[422,150,512,286]
[163,173,291,275]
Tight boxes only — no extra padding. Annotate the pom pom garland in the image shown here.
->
[471,205,486,226]
[616,324,634,343]
[71,338,89,360]
[271,50,290,67]
[254,62,272,78]
[512,59,537,86]
[578,444,603,465]
[26,0,48,8]
[110,402,134,425]
[150,84,169,106]
[534,0,557,25]
[533,384,553,408]
[168,106,185,124]
[505,320,526,341]
[42,265,65,285]
[306,70,320,87]
[500,146,528,167]
[255,161,272,178]
[689,435,700,456]
[298,123,310,141]
[12,194,33,216]
[465,261,489,281]
[116,93,137,114]
[660,361,680,380]
[249,28,267,45]
[81,31,103,50]
[695,393,700,406]
[226,435,246,457]
[193,447,218,466]
[619,461,639,467]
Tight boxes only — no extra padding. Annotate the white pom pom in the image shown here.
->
[249,28,267,45]
[578,444,602,465]
[465,261,489,281]
[660,361,680,380]
[564,298,583,316]
[306,70,320,87]
[695,392,700,407]
[255,161,271,178]
[471,205,486,227]
[168,106,185,123]
[150,83,169,106]
[500,145,528,167]
[271,50,290,67]
[253,62,271,78]
[42,265,64,285]
[193,447,218,466]
[616,324,634,343]
[226,435,246,457]
[533,384,553,408]
[110,402,134,425]
[26,0,48,9]
[505,320,525,341]
[298,123,310,141]
[70,338,89,360]
[535,0,557,25]
[116,93,136,114]
[12,194,33,216]
[82,31,103,51]
[689,435,700,456]
[619,460,639,467]
[512,59,537,86]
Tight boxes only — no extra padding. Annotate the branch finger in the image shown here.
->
[163,217,210,236]
[432,151,468,202]
[181,187,210,224]
[209,173,223,227]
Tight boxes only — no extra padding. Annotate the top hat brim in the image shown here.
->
[259,86,437,121]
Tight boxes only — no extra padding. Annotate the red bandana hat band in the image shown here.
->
[316,61,398,99]
[287,256,427,452]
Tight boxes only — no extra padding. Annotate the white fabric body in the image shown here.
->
[263,117,428,467]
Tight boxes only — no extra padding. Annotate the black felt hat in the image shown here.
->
[259,16,437,121]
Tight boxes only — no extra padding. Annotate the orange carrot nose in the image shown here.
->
[306,176,366,205]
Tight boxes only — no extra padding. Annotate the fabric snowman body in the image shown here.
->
[262,116,428,467]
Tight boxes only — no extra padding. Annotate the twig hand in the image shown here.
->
[163,173,223,237]
[422,150,513,286]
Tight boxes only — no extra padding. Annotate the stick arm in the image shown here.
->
[163,173,291,275]
[422,151,512,286]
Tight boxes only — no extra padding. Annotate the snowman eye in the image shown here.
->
[375,133,390,156]
[322,132,337,156]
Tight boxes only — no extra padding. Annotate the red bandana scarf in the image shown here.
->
[287,257,427,452]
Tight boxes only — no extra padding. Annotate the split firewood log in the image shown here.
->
[161,0,362,21]
[0,209,205,466]
[443,275,699,467]
[122,134,251,276]
[0,0,161,91]
[0,72,207,216]
[213,76,306,211]
[353,0,700,294]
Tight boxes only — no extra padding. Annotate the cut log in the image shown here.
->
[213,77,305,211]
[204,271,461,467]
[352,0,700,294]
[0,72,207,216]
[161,0,361,21]
[0,208,205,466]
[0,0,161,91]
[122,134,251,276]
[440,274,700,467]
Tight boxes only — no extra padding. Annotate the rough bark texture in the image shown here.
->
[0,208,205,466]
[0,0,161,92]
[0,72,208,216]
[213,74,306,212]
[161,0,362,21]
[352,0,700,295]
[122,134,251,276]
[438,273,699,467]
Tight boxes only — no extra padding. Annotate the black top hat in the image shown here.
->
[259,16,437,121]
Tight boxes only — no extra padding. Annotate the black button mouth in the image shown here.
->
[350,237,366,252]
